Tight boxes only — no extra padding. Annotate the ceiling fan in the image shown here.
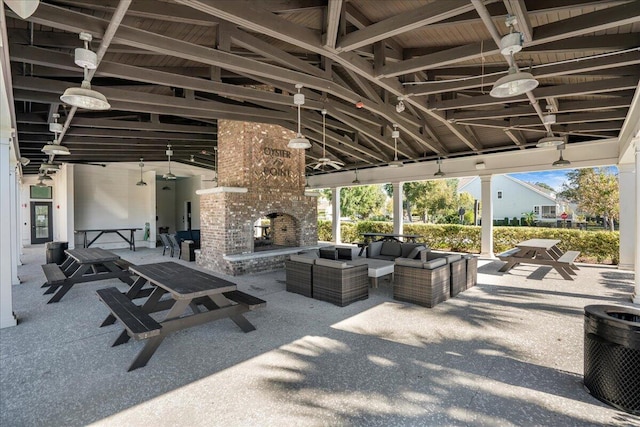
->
[309,109,343,170]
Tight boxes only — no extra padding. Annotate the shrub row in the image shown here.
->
[317,220,619,264]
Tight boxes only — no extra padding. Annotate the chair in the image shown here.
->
[312,259,368,307]
[159,233,173,257]
[168,234,181,258]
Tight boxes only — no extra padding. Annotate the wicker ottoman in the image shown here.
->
[393,258,450,308]
[312,259,369,307]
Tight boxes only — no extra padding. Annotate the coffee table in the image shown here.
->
[347,258,395,288]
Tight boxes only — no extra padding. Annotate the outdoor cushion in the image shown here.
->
[427,252,462,263]
[336,246,358,260]
[406,245,427,260]
[289,254,316,264]
[315,258,349,269]
[423,258,447,269]
[380,241,402,257]
[395,257,424,268]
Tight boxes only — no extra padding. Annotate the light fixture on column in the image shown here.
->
[40,173,53,181]
[288,84,311,149]
[352,169,361,184]
[36,177,48,187]
[136,158,148,186]
[19,157,30,166]
[396,96,405,113]
[434,157,445,177]
[389,124,403,167]
[60,32,110,110]
[490,17,538,98]
[552,144,571,167]
[163,144,176,180]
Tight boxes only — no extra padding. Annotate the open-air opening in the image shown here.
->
[253,213,299,252]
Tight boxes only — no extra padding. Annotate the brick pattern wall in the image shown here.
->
[197,120,317,275]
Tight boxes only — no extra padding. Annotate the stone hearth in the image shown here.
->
[196,120,317,275]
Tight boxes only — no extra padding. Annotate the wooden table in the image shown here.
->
[75,228,141,251]
[99,262,266,371]
[43,248,133,303]
[362,232,422,244]
[498,239,579,280]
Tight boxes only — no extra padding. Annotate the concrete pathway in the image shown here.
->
[1,245,639,426]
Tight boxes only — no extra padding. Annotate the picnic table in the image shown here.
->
[497,238,580,280]
[41,248,134,303]
[75,228,141,251]
[97,261,266,371]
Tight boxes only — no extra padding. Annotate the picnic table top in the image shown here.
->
[65,248,120,263]
[516,239,561,250]
[75,228,141,233]
[129,262,237,299]
[362,232,422,238]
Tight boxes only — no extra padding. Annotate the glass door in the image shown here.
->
[30,202,53,244]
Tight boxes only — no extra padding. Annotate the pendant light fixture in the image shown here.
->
[163,144,176,180]
[312,109,343,169]
[136,158,147,186]
[60,32,110,110]
[552,144,571,167]
[42,113,70,155]
[434,157,445,177]
[490,17,538,98]
[36,177,48,187]
[389,124,403,167]
[537,133,566,148]
[352,169,361,184]
[288,84,311,149]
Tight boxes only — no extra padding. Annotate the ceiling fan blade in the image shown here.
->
[328,162,343,170]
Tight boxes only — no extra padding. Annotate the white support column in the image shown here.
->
[0,132,17,328]
[9,165,19,284]
[480,175,494,258]
[392,181,403,235]
[332,187,341,244]
[634,143,640,305]
[618,163,635,270]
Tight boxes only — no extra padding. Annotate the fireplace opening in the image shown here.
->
[253,212,299,252]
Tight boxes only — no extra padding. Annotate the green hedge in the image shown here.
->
[317,220,619,264]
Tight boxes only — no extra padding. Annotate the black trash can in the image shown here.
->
[45,241,68,265]
[584,304,640,415]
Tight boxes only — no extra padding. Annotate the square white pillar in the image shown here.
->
[480,175,494,257]
[618,163,635,270]
[332,187,341,244]
[392,182,403,235]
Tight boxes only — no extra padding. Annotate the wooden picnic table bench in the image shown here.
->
[41,248,136,303]
[98,261,266,371]
[498,239,580,281]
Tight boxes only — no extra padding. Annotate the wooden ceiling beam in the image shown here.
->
[324,0,343,49]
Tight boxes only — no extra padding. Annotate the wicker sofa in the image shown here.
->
[367,241,429,261]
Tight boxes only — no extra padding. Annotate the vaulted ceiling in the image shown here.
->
[4,0,640,176]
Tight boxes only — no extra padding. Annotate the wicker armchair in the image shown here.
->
[393,258,450,307]
[427,252,466,297]
[463,254,478,289]
[312,259,369,307]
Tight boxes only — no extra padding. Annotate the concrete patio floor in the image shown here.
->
[1,245,639,427]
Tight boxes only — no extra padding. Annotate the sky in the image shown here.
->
[509,166,618,192]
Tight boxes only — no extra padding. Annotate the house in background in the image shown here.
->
[458,175,574,225]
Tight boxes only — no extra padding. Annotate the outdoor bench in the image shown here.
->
[97,287,162,341]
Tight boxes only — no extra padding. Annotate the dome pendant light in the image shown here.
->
[490,18,538,98]
[288,84,311,149]
[552,144,571,167]
[163,144,176,180]
[43,113,70,155]
[136,158,148,186]
[537,132,566,148]
[434,157,445,177]
[60,32,110,111]
[352,169,361,184]
[389,124,403,167]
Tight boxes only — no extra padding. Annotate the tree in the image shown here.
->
[534,182,555,192]
[559,168,619,230]
[339,185,386,220]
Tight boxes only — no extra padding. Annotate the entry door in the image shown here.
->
[31,202,53,244]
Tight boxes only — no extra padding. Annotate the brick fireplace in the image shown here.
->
[196,120,318,275]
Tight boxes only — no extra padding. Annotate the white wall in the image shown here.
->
[175,176,203,230]
[73,164,155,249]
[460,175,557,221]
